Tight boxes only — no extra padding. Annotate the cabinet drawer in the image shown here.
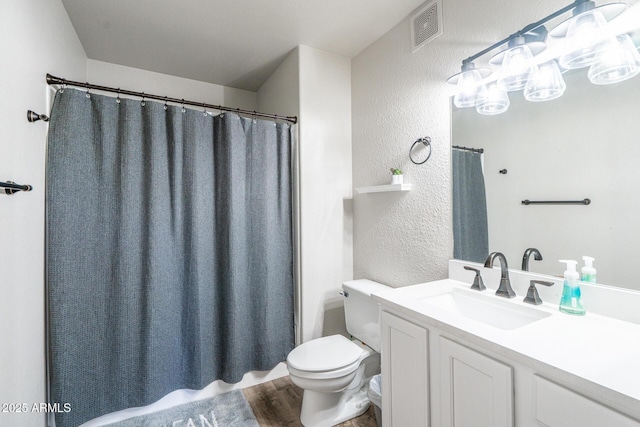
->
[534,376,640,427]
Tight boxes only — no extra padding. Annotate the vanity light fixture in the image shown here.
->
[446,62,492,108]
[447,0,638,115]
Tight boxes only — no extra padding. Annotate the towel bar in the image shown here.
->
[521,198,590,205]
[1,181,33,195]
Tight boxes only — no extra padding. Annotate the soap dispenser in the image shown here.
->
[559,260,586,316]
[581,256,597,284]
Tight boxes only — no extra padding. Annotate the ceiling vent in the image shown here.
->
[411,0,443,52]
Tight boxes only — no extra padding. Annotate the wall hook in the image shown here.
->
[27,110,49,123]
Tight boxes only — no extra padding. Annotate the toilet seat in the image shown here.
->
[287,335,365,379]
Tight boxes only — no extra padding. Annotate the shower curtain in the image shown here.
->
[46,89,295,427]
[452,148,489,263]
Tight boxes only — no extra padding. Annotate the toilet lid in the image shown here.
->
[287,335,363,372]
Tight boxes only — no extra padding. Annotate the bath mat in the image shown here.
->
[102,390,259,427]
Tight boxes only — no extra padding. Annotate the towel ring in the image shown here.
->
[410,136,432,165]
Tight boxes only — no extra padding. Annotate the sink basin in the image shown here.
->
[419,288,551,330]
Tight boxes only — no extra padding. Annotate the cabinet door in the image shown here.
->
[440,337,514,427]
[534,376,640,427]
[381,311,429,427]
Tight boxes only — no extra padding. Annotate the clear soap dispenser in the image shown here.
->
[559,260,586,316]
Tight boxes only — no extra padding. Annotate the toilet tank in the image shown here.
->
[342,279,392,352]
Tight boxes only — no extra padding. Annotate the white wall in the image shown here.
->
[0,1,87,426]
[87,60,257,110]
[351,0,569,287]
[292,47,353,342]
[258,46,353,343]
[257,49,300,118]
[297,46,353,342]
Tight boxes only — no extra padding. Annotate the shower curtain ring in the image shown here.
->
[116,88,121,104]
[203,102,208,116]
[252,111,257,123]
[181,99,186,113]
[59,80,66,93]
[85,82,91,98]
[141,93,146,107]
[163,96,168,111]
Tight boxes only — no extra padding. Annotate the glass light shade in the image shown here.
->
[476,84,510,115]
[453,69,486,108]
[497,44,538,92]
[524,60,567,102]
[559,9,608,69]
[588,34,640,84]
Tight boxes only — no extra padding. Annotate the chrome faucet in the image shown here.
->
[484,252,516,298]
[522,248,543,271]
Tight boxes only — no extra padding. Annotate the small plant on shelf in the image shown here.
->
[390,168,403,184]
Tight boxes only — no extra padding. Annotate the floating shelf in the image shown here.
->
[355,183,412,194]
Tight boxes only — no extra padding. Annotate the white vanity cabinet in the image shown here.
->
[380,311,429,427]
[439,337,514,427]
[533,376,640,427]
[380,305,640,427]
[381,310,515,427]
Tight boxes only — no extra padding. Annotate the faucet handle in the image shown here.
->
[523,280,554,305]
[464,266,486,291]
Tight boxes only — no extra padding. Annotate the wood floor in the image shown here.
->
[243,376,378,427]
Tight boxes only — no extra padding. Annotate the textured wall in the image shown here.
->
[351,0,570,287]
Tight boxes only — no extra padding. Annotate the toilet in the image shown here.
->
[286,279,391,427]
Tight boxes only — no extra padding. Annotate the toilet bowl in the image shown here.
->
[286,279,390,427]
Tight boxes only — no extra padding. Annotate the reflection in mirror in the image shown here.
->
[452,69,640,291]
[452,146,488,263]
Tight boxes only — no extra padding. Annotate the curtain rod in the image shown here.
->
[46,74,298,125]
[453,145,484,154]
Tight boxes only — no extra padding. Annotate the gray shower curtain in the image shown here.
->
[452,148,489,263]
[46,89,294,427]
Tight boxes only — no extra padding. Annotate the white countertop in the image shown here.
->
[372,277,640,419]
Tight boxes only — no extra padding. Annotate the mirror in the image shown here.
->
[452,68,640,291]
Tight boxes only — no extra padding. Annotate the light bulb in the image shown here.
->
[497,43,538,92]
[559,9,608,69]
[524,60,567,102]
[588,33,640,84]
[476,84,510,115]
[452,69,486,108]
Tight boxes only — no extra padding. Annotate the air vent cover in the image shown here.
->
[411,0,443,52]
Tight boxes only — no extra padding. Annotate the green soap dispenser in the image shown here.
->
[559,260,586,315]
[581,256,597,284]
